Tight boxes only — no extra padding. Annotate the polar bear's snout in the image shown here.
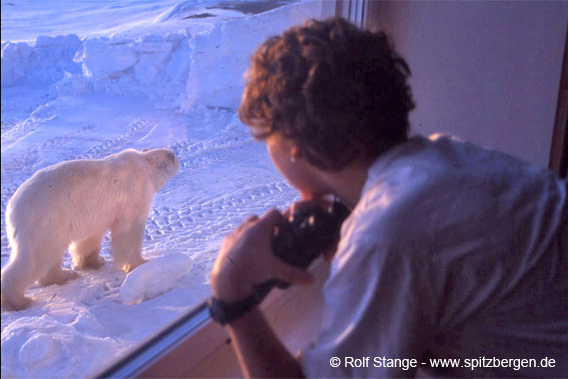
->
[167,150,176,163]
[167,150,180,175]
[142,148,179,190]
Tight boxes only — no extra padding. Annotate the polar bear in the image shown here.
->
[1,148,179,311]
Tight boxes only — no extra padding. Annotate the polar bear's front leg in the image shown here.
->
[71,235,105,270]
[111,222,148,273]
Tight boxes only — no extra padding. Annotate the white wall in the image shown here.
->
[368,1,568,167]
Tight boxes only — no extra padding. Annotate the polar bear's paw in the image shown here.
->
[39,268,79,287]
[73,255,106,271]
[1,293,33,312]
[119,258,148,274]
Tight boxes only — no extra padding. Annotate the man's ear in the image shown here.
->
[291,145,301,161]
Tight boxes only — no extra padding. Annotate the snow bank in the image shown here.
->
[71,30,193,105]
[1,35,81,87]
[1,1,327,110]
[181,0,324,110]
[120,253,194,305]
[1,312,118,378]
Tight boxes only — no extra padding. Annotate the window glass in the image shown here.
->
[0,1,333,377]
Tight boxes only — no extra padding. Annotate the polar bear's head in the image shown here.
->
[142,148,179,191]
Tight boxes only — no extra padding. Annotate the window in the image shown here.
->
[1,1,336,377]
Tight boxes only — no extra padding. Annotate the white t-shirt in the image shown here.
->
[302,134,567,378]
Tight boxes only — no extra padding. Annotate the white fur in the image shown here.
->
[1,148,179,311]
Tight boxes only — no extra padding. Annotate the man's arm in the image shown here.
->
[210,209,314,378]
[227,308,304,378]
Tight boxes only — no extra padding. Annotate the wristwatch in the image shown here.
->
[207,280,275,326]
[207,295,261,326]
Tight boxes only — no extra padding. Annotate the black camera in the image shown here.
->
[269,200,351,288]
[208,200,351,325]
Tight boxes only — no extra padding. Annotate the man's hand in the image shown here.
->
[210,208,314,303]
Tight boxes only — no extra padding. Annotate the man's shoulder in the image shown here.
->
[352,135,505,247]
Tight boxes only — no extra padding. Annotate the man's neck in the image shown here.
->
[321,163,371,209]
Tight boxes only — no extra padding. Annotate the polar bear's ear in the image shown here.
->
[142,148,149,152]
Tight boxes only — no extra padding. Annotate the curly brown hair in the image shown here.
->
[239,17,415,171]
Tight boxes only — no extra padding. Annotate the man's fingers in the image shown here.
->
[234,214,260,235]
[244,214,259,223]
[289,198,332,214]
[259,208,285,228]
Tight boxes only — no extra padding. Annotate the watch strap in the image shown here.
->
[207,279,280,326]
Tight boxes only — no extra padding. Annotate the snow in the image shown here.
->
[1,1,332,377]
[2,314,119,378]
[119,253,194,305]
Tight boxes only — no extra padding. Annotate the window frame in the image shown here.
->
[549,21,568,178]
[335,0,368,28]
